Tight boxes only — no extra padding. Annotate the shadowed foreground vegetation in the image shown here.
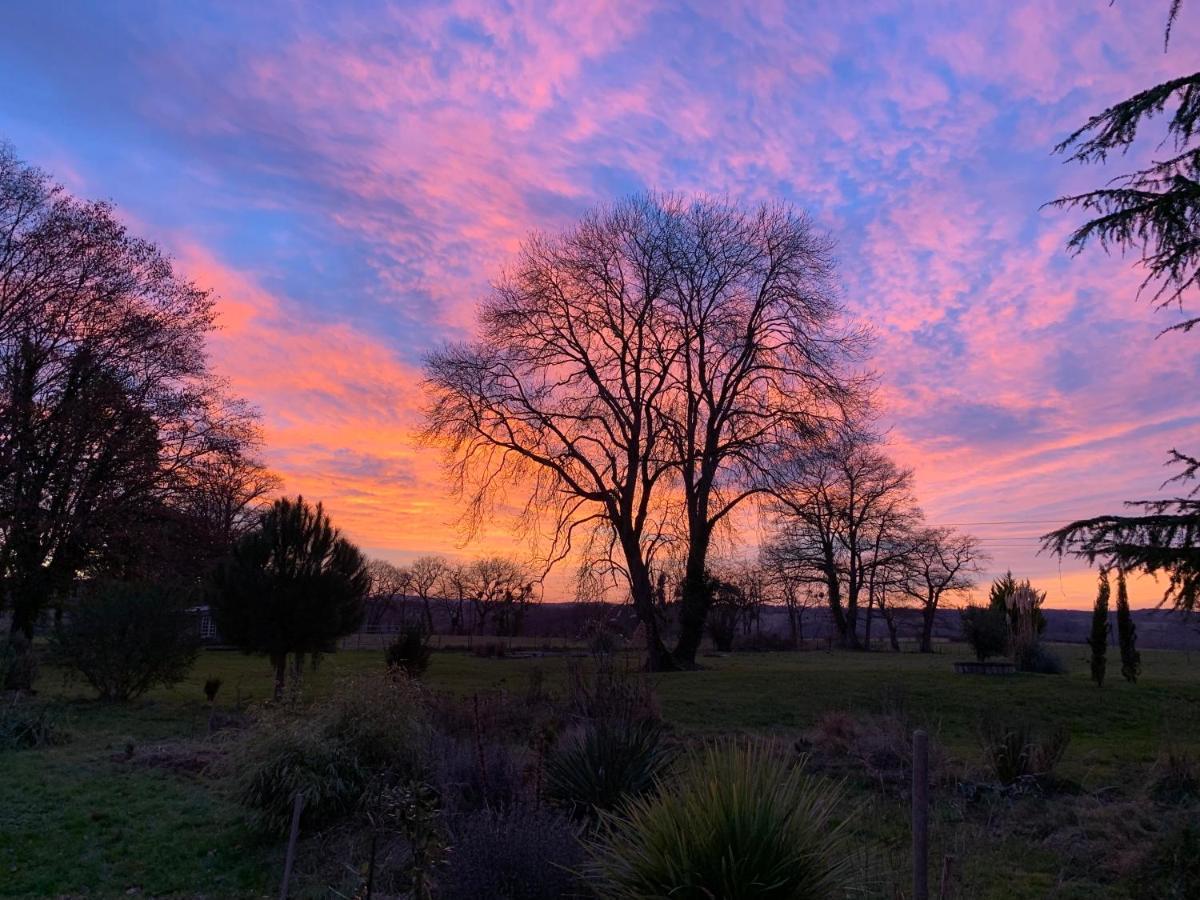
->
[3,643,1199,898]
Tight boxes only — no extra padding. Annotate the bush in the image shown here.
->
[385,624,432,678]
[0,695,70,750]
[584,740,855,899]
[959,605,1008,662]
[1014,641,1066,675]
[53,580,199,701]
[979,717,1070,785]
[440,803,584,900]
[546,718,675,818]
[231,673,429,834]
[233,718,366,834]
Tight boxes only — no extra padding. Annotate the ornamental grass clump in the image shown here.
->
[545,717,675,818]
[584,740,856,899]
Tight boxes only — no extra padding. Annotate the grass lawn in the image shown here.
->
[3,642,1198,897]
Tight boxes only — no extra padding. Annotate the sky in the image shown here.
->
[2,0,1197,608]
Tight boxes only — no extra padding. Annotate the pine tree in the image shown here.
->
[210,496,369,699]
[1115,569,1142,684]
[1088,569,1111,687]
[1043,4,1200,612]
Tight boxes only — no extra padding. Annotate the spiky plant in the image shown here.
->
[545,718,675,818]
[583,740,855,899]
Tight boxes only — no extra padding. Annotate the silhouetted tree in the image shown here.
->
[1049,2,1198,334]
[769,439,918,649]
[1089,569,1111,687]
[365,559,411,631]
[461,556,535,636]
[210,496,368,699]
[1043,5,1200,608]
[658,199,867,667]
[409,554,450,632]
[0,143,255,637]
[901,527,984,653]
[1115,568,1142,683]
[424,195,865,670]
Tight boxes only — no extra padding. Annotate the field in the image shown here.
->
[3,642,1199,898]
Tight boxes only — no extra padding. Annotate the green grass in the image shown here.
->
[3,642,1198,897]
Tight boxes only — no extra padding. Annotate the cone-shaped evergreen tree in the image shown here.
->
[210,496,369,698]
[1115,569,1142,684]
[1088,569,1111,687]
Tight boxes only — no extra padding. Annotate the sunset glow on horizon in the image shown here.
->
[4,1,1198,607]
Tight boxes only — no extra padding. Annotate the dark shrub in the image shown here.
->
[231,673,428,834]
[0,695,70,750]
[584,741,854,899]
[53,580,199,701]
[232,719,364,834]
[385,624,432,678]
[979,716,1070,785]
[440,803,584,900]
[203,677,222,703]
[1014,641,1066,674]
[0,633,38,692]
[546,718,675,818]
[959,605,1008,662]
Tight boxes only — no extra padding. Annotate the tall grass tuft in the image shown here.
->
[584,740,856,899]
[545,718,675,818]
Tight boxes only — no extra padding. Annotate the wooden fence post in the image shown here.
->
[912,729,929,900]
[279,792,304,900]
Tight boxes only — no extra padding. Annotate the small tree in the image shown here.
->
[53,581,199,701]
[1088,569,1111,687]
[210,496,369,699]
[1115,569,1142,684]
[960,604,1008,662]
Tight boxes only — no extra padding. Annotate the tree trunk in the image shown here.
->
[621,534,676,672]
[864,596,875,651]
[272,653,287,701]
[673,537,712,668]
[919,599,936,653]
[884,609,900,651]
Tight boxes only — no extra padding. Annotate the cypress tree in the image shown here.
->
[1088,568,1111,687]
[1115,569,1141,684]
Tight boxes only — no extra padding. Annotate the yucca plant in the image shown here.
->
[583,740,855,899]
[545,718,675,818]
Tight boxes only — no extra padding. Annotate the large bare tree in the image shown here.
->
[424,195,864,669]
[768,439,916,649]
[901,526,984,653]
[425,197,683,669]
[661,199,867,665]
[0,144,252,636]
